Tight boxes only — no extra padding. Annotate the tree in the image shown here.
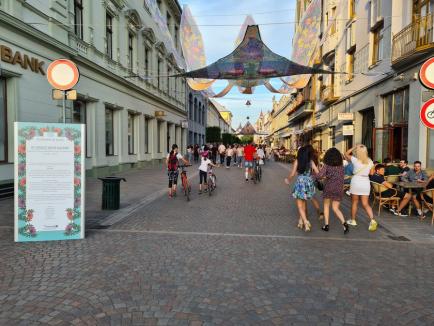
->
[221,133,239,145]
[206,127,221,143]
[240,135,254,144]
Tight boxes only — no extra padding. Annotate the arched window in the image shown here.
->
[188,93,193,120]
[198,103,202,124]
[194,98,198,122]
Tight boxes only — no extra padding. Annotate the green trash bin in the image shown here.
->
[98,177,126,210]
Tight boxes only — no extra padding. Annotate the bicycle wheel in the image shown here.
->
[207,176,213,196]
[182,175,190,201]
[258,166,262,182]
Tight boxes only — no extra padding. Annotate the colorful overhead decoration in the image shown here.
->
[281,0,322,89]
[178,5,336,97]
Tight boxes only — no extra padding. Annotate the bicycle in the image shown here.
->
[207,169,217,196]
[179,165,192,201]
[254,160,262,183]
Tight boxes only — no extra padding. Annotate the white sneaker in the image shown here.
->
[346,219,357,226]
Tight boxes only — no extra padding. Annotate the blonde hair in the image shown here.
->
[353,145,370,164]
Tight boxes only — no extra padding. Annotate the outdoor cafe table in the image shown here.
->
[394,181,427,215]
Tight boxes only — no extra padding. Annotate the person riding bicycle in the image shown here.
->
[166,144,189,198]
[256,145,265,166]
[198,149,216,194]
[243,141,257,182]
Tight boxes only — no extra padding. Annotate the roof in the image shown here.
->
[238,121,257,135]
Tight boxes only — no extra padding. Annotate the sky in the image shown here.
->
[178,0,298,129]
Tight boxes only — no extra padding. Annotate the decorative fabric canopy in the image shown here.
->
[177,25,332,80]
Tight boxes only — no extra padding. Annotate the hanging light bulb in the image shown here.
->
[245,100,251,106]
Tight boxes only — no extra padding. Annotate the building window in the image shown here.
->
[347,53,355,81]
[157,58,162,89]
[194,98,198,122]
[167,67,171,94]
[0,78,7,162]
[188,93,193,119]
[349,0,356,19]
[72,101,86,124]
[372,28,383,65]
[128,113,135,154]
[157,121,162,153]
[330,7,337,35]
[144,117,149,153]
[144,47,150,74]
[105,108,114,156]
[74,0,84,40]
[202,106,205,126]
[106,13,113,59]
[166,13,171,34]
[128,33,134,71]
[174,25,179,49]
[370,0,382,26]
[157,0,162,10]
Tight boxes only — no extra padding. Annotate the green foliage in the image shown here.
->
[240,135,254,144]
[206,127,221,143]
[222,133,239,145]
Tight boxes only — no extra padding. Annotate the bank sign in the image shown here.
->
[14,122,85,242]
[1,45,45,75]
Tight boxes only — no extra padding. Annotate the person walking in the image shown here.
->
[198,149,215,194]
[236,144,244,168]
[285,145,319,232]
[218,143,226,166]
[226,145,234,169]
[193,144,199,163]
[166,144,189,198]
[345,145,378,231]
[211,144,218,165]
[313,148,349,234]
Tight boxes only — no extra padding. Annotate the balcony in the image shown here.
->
[392,13,434,67]
[288,101,313,124]
[321,86,339,104]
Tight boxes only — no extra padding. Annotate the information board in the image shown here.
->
[14,122,85,242]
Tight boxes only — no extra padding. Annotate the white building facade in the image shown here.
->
[0,0,188,184]
[187,89,207,146]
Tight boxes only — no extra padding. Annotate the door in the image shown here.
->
[391,125,408,161]
[373,128,392,161]
[361,108,375,158]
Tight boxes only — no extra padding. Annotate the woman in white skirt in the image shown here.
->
[345,145,378,231]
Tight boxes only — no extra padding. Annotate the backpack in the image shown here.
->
[168,153,178,171]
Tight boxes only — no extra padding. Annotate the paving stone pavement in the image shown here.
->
[1,162,434,326]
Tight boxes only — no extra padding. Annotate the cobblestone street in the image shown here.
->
[1,162,434,325]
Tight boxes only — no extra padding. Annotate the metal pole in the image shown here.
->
[62,91,66,124]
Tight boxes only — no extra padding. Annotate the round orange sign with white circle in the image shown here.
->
[419,57,434,90]
[420,98,434,129]
[47,59,80,91]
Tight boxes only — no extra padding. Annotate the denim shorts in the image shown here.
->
[244,160,254,168]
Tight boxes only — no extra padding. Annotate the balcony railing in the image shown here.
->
[321,86,339,104]
[392,13,434,65]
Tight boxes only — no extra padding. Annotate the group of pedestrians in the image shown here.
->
[285,144,378,234]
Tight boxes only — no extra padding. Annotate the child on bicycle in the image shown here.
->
[198,149,216,194]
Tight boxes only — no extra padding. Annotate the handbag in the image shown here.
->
[315,179,324,191]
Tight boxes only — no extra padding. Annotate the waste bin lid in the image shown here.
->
[98,176,126,182]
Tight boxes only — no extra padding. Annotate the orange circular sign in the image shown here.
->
[419,57,434,90]
[47,59,80,91]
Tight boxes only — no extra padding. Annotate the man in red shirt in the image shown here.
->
[243,142,257,181]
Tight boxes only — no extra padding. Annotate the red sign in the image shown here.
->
[420,98,434,129]
[419,57,434,89]
[47,59,79,91]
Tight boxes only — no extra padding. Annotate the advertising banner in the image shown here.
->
[14,122,85,242]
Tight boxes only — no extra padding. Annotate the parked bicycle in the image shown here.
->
[179,164,192,201]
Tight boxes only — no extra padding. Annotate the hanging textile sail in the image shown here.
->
[281,0,322,89]
[177,25,333,80]
[145,0,184,69]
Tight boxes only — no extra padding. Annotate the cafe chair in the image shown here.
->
[371,182,400,217]
[385,175,400,183]
[421,189,434,226]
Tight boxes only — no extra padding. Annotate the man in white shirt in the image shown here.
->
[218,143,226,166]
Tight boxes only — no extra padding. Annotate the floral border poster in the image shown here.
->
[14,122,85,242]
